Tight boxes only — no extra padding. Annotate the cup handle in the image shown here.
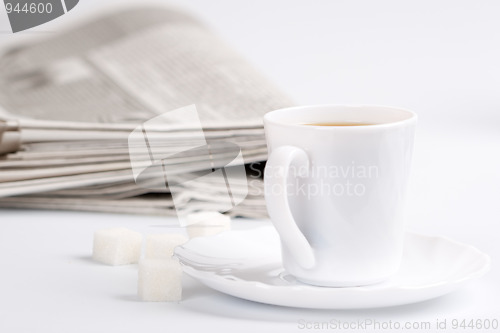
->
[264,146,315,269]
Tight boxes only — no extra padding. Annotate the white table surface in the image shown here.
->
[1,1,499,332]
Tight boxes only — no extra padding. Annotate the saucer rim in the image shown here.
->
[175,227,490,309]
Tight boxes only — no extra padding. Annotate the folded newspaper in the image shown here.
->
[0,7,294,217]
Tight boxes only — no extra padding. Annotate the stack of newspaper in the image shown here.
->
[0,7,293,217]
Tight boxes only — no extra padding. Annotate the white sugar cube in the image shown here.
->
[92,228,143,265]
[185,211,231,238]
[138,258,182,302]
[145,233,188,259]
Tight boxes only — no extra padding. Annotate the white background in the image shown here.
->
[0,1,499,332]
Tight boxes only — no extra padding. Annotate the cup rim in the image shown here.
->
[264,104,417,130]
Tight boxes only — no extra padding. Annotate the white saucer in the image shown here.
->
[174,226,490,309]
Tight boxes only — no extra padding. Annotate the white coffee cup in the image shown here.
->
[264,105,417,287]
